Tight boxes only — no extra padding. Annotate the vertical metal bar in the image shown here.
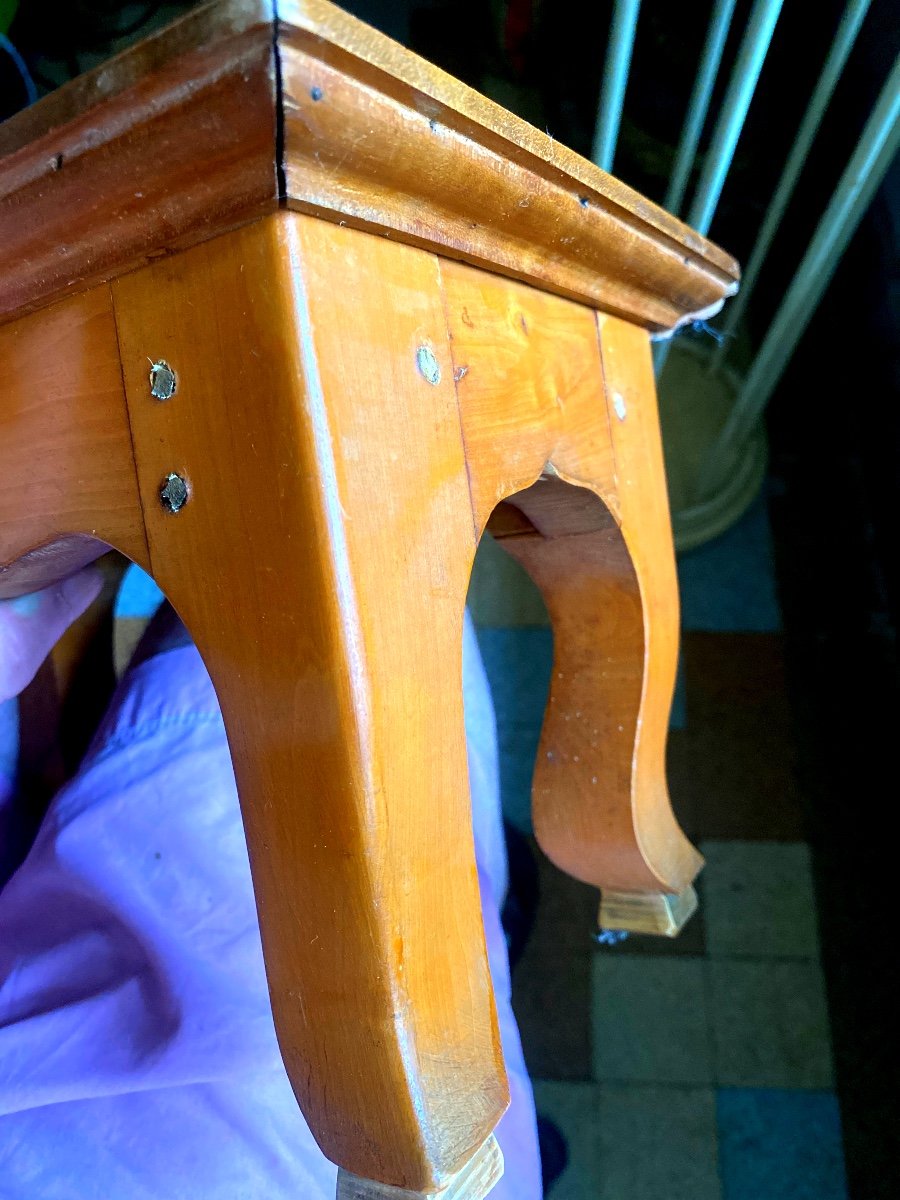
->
[656,0,781,379]
[696,51,900,500]
[592,0,641,173]
[0,32,37,105]
[711,0,873,369]
[687,0,784,235]
[665,0,738,216]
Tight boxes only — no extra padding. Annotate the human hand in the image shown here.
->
[0,568,103,704]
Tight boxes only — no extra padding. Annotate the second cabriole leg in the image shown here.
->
[438,260,702,931]
[490,476,701,913]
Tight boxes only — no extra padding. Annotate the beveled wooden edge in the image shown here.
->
[0,0,279,324]
[0,0,273,155]
[278,0,738,330]
[336,1135,502,1199]
[0,0,738,330]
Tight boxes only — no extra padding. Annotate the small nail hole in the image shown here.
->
[416,345,441,385]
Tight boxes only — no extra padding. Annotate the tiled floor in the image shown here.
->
[523,836,845,1199]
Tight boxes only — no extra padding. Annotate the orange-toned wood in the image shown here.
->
[494,480,700,895]
[0,3,277,324]
[436,264,619,530]
[109,212,506,1193]
[439,261,701,897]
[0,0,737,330]
[0,206,708,1185]
[0,6,731,1184]
[0,287,151,597]
[279,1,735,331]
[595,313,704,893]
[338,1135,503,1200]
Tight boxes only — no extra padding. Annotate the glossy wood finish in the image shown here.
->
[0,3,276,324]
[595,313,704,892]
[0,0,738,329]
[440,263,700,896]
[278,0,737,329]
[109,214,505,1193]
[0,208,707,1190]
[0,287,150,596]
[0,5,727,1188]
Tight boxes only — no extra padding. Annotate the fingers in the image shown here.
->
[0,567,104,703]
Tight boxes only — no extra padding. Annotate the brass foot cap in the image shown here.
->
[599,883,698,938]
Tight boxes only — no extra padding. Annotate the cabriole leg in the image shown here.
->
[111,214,508,1194]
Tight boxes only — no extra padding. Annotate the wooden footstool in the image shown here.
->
[0,2,738,1196]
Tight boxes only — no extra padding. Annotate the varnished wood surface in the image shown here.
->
[437,265,619,531]
[441,260,701,894]
[596,313,703,890]
[110,213,506,1191]
[337,1135,502,1200]
[278,1,737,330]
[0,287,150,597]
[0,208,708,1187]
[0,0,737,329]
[0,4,276,326]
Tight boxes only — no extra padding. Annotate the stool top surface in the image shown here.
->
[0,0,739,330]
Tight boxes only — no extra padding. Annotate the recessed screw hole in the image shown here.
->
[160,473,189,514]
[149,360,176,401]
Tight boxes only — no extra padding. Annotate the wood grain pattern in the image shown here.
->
[110,212,506,1192]
[440,261,701,895]
[437,264,619,530]
[337,1135,502,1200]
[595,313,703,891]
[0,4,728,1174]
[0,1,278,324]
[279,1,737,331]
[0,287,150,597]
[0,0,737,330]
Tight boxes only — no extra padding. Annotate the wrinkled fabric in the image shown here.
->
[1,569,104,884]
[0,613,541,1199]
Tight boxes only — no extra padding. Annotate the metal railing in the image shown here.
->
[594,0,900,533]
